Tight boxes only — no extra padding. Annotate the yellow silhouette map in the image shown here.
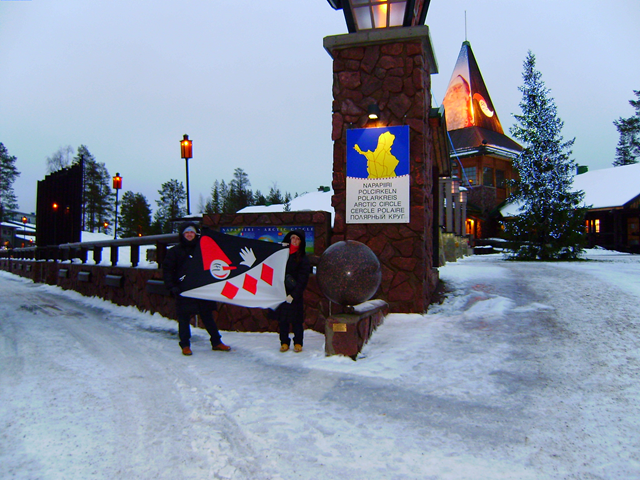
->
[354,131,398,178]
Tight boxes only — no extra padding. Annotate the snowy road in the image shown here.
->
[1,252,639,479]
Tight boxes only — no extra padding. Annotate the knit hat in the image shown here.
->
[183,226,197,234]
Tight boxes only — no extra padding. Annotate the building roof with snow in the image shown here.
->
[572,163,640,210]
[238,189,334,218]
[501,163,640,217]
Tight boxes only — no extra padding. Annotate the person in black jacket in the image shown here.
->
[163,222,230,356]
[276,230,310,353]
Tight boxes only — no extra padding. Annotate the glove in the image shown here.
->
[285,295,293,304]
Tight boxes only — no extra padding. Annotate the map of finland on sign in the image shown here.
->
[346,125,410,224]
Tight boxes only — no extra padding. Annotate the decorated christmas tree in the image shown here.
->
[505,51,587,260]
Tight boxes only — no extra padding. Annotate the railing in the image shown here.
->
[2,234,179,267]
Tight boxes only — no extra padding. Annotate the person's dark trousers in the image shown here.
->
[278,318,290,346]
[291,319,303,346]
[176,298,221,348]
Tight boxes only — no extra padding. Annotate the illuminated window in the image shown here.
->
[463,166,476,185]
[595,219,600,233]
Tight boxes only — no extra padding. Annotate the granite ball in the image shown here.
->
[316,240,381,306]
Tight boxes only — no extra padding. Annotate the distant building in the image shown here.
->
[238,188,335,221]
[574,163,640,252]
[441,41,522,239]
[501,163,640,253]
[1,211,36,249]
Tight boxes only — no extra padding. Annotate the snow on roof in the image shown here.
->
[572,163,640,209]
[501,163,640,216]
[238,190,334,217]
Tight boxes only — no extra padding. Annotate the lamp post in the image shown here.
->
[180,134,193,215]
[112,172,122,239]
[21,216,27,247]
[52,203,59,245]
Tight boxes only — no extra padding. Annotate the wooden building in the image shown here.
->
[574,163,640,253]
[441,41,522,239]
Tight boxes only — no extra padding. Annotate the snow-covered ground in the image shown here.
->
[1,249,639,479]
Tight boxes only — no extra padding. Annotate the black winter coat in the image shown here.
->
[276,230,310,323]
[163,222,216,312]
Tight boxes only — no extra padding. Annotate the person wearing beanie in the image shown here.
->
[276,230,310,353]
[162,221,230,356]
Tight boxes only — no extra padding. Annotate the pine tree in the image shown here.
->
[154,179,186,233]
[283,191,292,212]
[253,190,267,206]
[118,191,152,238]
[0,143,20,222]
[219,180,231,213]
[227,168,253,213]
[266,182,285,205]
[74,145,112,233]
[505,51,587,260]
[613,90,640,166]
[208,180,223,214]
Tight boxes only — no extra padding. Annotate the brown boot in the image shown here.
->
[212,343,231,351]
[280,344,289,352]
[294,344,303,353]
[182,346,192,356]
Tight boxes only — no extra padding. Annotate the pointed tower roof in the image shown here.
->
[443,41,503,133]
[442,41,521,158]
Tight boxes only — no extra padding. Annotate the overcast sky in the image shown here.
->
[1,0,638,214]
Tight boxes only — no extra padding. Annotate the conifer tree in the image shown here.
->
[74,145,112,233]
[226,168,253,213]
[118,191,152,238]
[208,180,223,214]
[613,90,640,166]
[153,179,186,233]
[266,182,285,205]
[0,143,20,222]
[505,51,587,260]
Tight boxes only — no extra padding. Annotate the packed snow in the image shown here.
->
[1,249,639,479]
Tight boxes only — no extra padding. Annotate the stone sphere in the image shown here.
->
[316,240,381,306]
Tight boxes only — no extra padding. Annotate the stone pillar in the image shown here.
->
[324,26,439,313]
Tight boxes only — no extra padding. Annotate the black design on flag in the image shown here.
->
[180,229,289,309]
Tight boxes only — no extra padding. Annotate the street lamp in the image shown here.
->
[103,221,109,234]
[328,0,430,33]
[21,216,27,247]
[52,203,59,245]
[181,134,193,215]
[112,172,122,239]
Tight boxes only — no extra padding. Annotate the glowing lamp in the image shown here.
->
[180,134,192,159]
[112,172,122,190]
[180,134,193,215]
[367,104,380,120]
[328,0,430,33]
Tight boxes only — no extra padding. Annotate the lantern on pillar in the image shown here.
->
[181,134,193,215]
[328,0,430,33]
[112,172,122,239]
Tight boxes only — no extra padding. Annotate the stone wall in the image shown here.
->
[0,210,332,335]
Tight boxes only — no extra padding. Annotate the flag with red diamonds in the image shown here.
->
[179,229,289,309]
